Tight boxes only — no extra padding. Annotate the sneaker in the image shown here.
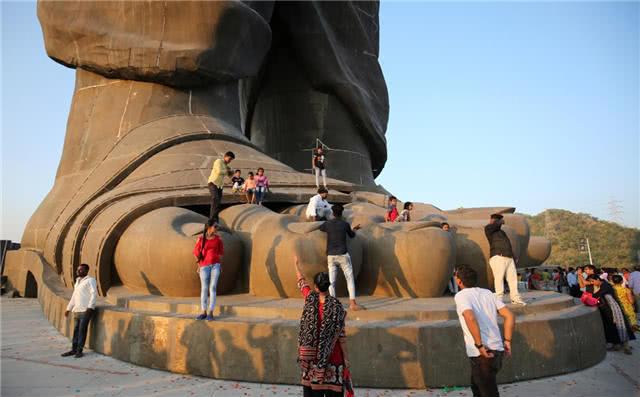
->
[61,350,76,357]
[74,351,84,358]
[511,299,527,306]
[196,313,207,320]
[206,314,215,321]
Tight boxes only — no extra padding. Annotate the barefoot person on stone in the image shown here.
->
[62,263,97,358]
[320,204,364,311]
[208,151,235,223]
[254,167,270,206]
[484,214,526,306]
[243,172,257,204]
[231,169,245,195]
[384,196,399,222]
[399,201,413,222]
[193,221,224,321]
[306,187,332,221]
[454,265,515,397]
[313,146,327,189]
[294,256,351,397]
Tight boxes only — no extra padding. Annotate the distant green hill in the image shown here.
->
[526,209,640,268]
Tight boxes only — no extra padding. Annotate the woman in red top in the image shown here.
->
[192,221,224,321]
[528,268,542,291]
[385,196,399,222]
[294,256,350,397]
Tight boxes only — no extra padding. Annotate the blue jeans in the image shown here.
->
[72,310,93,353]
[255,186,267,203]
[199,264,221,312]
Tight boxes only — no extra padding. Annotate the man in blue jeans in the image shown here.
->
[62,263,98,358]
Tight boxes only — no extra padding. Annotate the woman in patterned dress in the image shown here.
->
[588,275,634,354]
[294,256,349,396]
[611,275,638,332]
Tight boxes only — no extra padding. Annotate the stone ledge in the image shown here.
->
[3,249,607,388]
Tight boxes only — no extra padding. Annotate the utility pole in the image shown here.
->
[579,237,594,265]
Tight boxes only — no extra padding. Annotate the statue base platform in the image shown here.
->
[4,249,605,388]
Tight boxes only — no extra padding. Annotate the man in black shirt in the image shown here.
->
[319,204,364,310]
[484,214,526,306]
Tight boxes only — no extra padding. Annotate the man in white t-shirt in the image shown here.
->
[305,187,332,221]
[454,265,515,397]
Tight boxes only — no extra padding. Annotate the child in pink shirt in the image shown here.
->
[255,167,270,205]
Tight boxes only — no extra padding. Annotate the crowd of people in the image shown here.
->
[521,263,640,356]
[58,150,638,397]
[202,162,529,396]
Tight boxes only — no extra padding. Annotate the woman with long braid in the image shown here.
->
[294,256,351,396]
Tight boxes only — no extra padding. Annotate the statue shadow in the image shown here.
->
[95,316,169,372]
[346,324,421,387]
[358,229,417,298]
[140,272,163,295]
[265,235,287,298]
[179,321,266,381]
[180,321,221,377]
[454,231,491,289]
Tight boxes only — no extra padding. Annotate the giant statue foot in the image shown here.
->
[11,70,550,300]
[2,1,588,389]
[109,194,549,299]
[11,0,549,299]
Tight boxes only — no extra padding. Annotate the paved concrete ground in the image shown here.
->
[1,298,638,397]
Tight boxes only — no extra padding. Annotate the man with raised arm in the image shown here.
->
[319,203,364,311]
[484,213,526,305]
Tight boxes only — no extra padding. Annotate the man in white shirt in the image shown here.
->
[305,187,332,221]
[62,263,97,358]
[454,265,515,397]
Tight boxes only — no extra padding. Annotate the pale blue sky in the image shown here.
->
[1,1,639,242]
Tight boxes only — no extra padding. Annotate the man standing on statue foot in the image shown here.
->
[320,204,365,311]
[207,151,235,223]
[454,265,515,397]
[485,214,526,306]
[62,263,97,358]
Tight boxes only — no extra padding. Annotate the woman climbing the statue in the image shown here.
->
[294,255,353,397]
[192,220,224,321]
